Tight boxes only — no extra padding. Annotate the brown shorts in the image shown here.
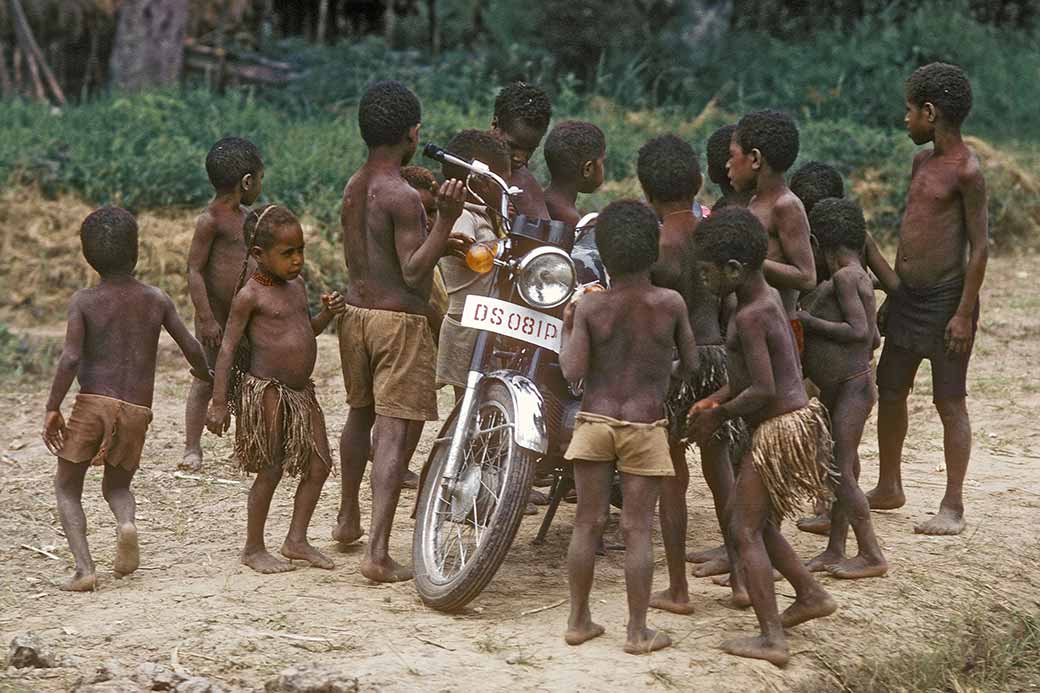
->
[338,305,438,421]
[56,394,153,471]
[564,412,674,477]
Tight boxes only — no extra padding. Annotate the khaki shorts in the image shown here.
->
[564,412,674,477]
[436,314,479,389]
[56,394,153,471]
[338,304,438,421]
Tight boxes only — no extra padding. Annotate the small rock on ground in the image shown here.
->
[265,662,359,693]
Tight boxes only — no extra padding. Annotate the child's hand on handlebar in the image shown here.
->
[436,179,466,224]
[445,232,475,258]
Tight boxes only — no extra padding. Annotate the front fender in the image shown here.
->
[480,370,548,454]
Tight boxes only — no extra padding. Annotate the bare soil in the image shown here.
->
[2,255,1040,692]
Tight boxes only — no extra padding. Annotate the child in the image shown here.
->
[42,207,211,591]
[182,137,264,472]
[688,207,836,667]
[705,124,752,210]
[796,198,887,579]
[867,63,988,536]
[436,129,511,400]
[490,81,552,219]
[726,110,816,329]
[544,120,606,226]
[634,134,744,615]
[206,205,343,574]
[789,161,844,217]
[560,200,698,654]
[336,80,468,582]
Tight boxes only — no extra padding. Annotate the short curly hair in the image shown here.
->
[401,165,438,194]
[544,121,606,181]
[493,82,552,133]
[594,200,660,276]
[358,80,422,148]
[205,137,263,193]
[809,197,865,253]
[790,161,844,216]
[80,206,138,275]
[243,204,300,251]
[694,206,768,270]
[442,129,511,181]
[735,110,800,173]
[905,62,972,126]
[637,134,702,204]
[706,124,737,190]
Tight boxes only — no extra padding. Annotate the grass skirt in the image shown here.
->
[748,398,836,524]
[666,344,749,456]
[234,375,330,478]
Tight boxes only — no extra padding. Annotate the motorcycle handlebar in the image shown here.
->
[423,143,512,222]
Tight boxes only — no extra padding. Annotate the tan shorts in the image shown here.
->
[56,394,153,471]
[564,412,674,477]
[436,314,479,389]
[338,304,438,421]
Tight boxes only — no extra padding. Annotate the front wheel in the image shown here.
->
[413,381,536,612]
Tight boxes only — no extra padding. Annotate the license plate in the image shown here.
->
[461,295,563,353]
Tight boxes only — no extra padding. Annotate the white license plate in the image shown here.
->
[460,295,563,353]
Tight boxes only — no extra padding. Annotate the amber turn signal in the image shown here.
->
[465,241,497,274]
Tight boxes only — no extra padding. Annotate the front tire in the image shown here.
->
[413,382,536,612]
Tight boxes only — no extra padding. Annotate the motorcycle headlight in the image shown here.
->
[516,247,577,309]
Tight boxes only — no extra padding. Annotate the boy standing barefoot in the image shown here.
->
[336,80,468,582]
[43,207,211,591]
[867,63,988,536]
[490,81,552,219]
[689,207,836,667]
[561,200,698,654]
[207,205,343,574]
[183,137,264,472]
[726,110,816,322]
[634,135,745,615]
[705,124,752,210]
[797,199,888,579]
[543,120,606,226]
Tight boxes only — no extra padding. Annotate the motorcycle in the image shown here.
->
[412,143,608,611]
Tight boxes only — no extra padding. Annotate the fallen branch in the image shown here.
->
[253,630,330,644]
[519,598,567,617]
[21,544,61,560]
[413,633,455,651]
[173,471,240,485]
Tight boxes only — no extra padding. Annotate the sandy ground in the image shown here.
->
[3,254,1040,692]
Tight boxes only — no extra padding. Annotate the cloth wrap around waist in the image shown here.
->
[883,277,965,354]
[235,375,331,479]
[665,344,750,456]
[748,398,837,524]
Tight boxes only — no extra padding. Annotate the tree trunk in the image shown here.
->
[109,0,189,91]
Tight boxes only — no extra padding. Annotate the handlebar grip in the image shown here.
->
[422,143,446,163]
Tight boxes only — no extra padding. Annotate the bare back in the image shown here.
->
[652,216,723,346]
[896,147,979,288]
[574,286,687,423]
[801,266,878,389]
[196,203,250,323]
[341,164,431,315]
[72,280,169,407]
[726,286,808,427]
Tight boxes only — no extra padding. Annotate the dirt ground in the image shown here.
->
[3,254,1040,692]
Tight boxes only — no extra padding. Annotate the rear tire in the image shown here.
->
[413,382,536,612]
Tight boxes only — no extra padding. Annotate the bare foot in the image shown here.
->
[565,622,605,646]
[781,590,837,628]
[624,628,671,655]
[61,569,97,592]
[796,513,831,535]
[178,449,203,472]
[827,555,888,579]
[914,507,965,535]
[332,519,364,547]
[866,486,906,510]
[721,635,789,667]
[686,544,725,564]
[401,470,419,490]
[360,556,413,583]
[241,549,296,574]
[281,540,335,569]
[649,589,696,615]
[528,489,549,506]
[730,586,751,609]
[691,557,730,577]
[524,502,538,516]
[805,549,844,573]
[113,523,140,577]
